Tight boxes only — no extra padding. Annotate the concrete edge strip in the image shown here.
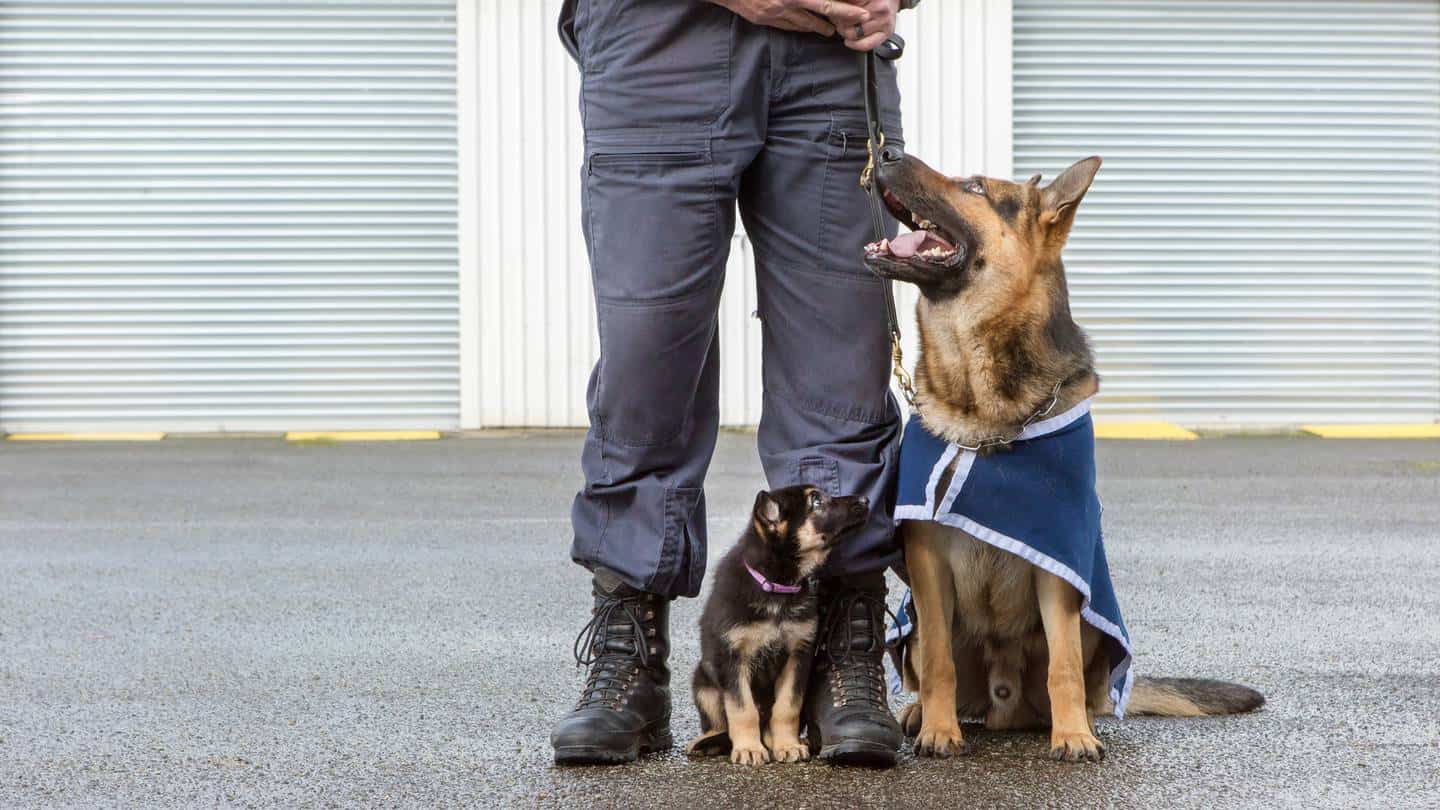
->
[284,430,441,442]
[1300,424,1440,439]
[1092,422,1199,440]
[6,432,166,442]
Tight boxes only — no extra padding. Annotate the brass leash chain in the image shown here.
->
[889,329,918,409]
[859,131,882,194]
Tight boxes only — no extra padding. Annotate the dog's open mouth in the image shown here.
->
[864,190,966,268]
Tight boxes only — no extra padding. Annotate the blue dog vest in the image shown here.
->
[891,398,1134,716]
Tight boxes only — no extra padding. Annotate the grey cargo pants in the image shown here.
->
[559,0,904,597]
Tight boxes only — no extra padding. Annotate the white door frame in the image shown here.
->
[456,0,482,428]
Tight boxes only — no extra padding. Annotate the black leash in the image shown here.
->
[859,37,917,407]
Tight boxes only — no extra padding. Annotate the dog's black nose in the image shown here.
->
[854,496,870,512]
[879,143,904,168]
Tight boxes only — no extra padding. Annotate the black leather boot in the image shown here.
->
[803,572,902,767]
[551,567,673,765]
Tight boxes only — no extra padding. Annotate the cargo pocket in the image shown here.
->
[818,112,904,274]
[797,456,842,496]
[583,138,725,447]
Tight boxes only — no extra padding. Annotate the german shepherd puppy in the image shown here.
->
[865,154,1264,762]
[685,486,869,765]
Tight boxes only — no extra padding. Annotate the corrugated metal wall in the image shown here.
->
[0,0,459,432]
[469,0,1015,428]
[8,0,1433,431]
[1014,0,1440,425]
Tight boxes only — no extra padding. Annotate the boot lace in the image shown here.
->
[572,594,650,710]
[821,591,899,710]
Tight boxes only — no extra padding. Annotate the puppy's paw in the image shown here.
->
[1049,730,1105,763]
[914,723,970,758]
[898,702,923,738]
[730,742,771,766]
[771,741,810,763]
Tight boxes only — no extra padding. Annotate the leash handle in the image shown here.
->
[859,46,918,408]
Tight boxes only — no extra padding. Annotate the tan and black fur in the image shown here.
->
[685,486,869,765]
[866,154,1264,762]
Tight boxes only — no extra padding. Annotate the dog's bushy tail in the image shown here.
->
[1124,677,1265,717]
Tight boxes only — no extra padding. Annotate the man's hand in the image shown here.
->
[711,0,869,38]
[838,0,899,51]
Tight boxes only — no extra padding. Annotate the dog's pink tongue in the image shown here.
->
[889,230,928,258]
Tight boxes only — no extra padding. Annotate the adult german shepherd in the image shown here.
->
[864,154,1263,762]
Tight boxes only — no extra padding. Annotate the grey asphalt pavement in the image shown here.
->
[2,433,1438,808]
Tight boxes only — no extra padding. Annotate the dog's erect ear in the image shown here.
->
[1025,172,1043,187]
[753,490,782,535]
[1039,156,1101,229]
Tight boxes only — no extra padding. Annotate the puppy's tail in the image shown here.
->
[1122,677,1265,717]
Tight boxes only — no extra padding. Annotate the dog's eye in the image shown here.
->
[965,180,985,196]
[809,492,823,511]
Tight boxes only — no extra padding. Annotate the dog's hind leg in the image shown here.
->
[905,522,969,757]
[685,668,732,757]
[1035,569,1105,762]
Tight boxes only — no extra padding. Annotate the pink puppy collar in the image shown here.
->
[745,561,803,594]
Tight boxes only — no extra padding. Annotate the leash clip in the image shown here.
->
[890,333,917,408]
[860,132,883,191]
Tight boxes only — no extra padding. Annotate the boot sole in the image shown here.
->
[815,738,898,768]
[553,725,673,766]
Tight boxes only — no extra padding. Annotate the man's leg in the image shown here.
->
[551,0,759,765]
[737,31,905,766]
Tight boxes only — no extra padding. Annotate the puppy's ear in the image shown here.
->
[753,490,782,535]
[1025,172,1042,186]
[1039,156,1101,232]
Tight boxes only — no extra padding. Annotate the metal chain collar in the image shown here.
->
[953,378,1066,452]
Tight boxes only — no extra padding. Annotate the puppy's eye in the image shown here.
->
[965,180,985,196]
[808,492,823,511]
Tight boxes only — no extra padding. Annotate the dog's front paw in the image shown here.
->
[730,742,771,766]
[1049,730,1105,762]
[914,723,970,758]
[771,741,810,763]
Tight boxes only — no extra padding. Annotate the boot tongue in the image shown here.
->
[830,598,881,653]
[593,566,630,596]
[589,569,649,658]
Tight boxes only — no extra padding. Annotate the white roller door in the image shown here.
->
[0,0,459,432]
[1014,0,1440,425]
[466,0,1016,428]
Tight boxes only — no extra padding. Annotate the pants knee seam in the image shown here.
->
[763,384,895,426]
[593,274,725,310]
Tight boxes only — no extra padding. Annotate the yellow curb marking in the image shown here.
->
[6,432,166,441]
[1300,424,1440,439]
[285,430,440,442]
[1093,422,1198,440]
